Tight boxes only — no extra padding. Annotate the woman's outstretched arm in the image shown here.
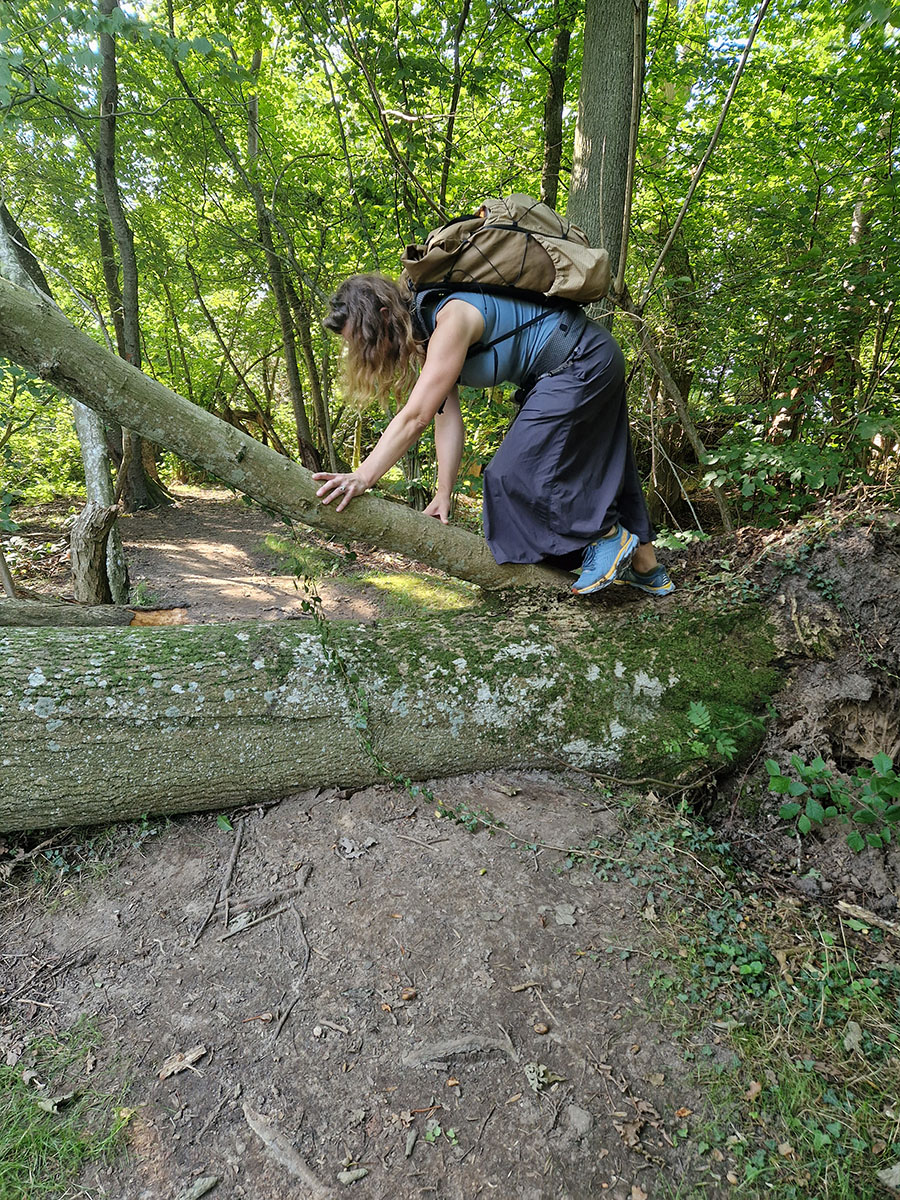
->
[314,300,482,512]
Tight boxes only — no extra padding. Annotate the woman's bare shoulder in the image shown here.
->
[432,296,485,343]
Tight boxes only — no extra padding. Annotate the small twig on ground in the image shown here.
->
[317,1019,350,1035]
[271,993,303,1045]
[271,903,312,1045]
[229,866,311,916]
[218,903,289,942]
[7,831,72,865]
[191,818,245,947]
[838,901,900,941]
[510,982,558,1024]
[549,753,703,793]
[242,1105,334,1198]
[394,833,448,849]
[3,949,95,1005]
[459,1105,495,1163]
[290,902,312,976]
[195,1092,231,1143]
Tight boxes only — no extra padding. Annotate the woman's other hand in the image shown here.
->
[312,471,369,512]
[422,494,451,524]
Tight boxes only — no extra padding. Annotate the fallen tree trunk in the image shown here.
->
[0,599,780,831]
[0,277,566,591]
[0,598,187,627]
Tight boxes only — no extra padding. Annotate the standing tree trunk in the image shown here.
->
[568,0,647,292]
[539,17,573,211]
[0,203,129,602]
[284,276,337,470]
[0,546,15,597]
[438,0,472,213]
[97,0,170,511]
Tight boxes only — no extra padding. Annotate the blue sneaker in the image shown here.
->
[571,525,639,595]
[615,563,675,597]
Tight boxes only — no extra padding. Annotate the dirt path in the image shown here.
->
[5,491,730,1196]
[121,487,408,624]
[2,776,727,1200]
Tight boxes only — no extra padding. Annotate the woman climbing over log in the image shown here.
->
[313,273,673,597]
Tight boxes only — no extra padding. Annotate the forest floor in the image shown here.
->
[1,488,899,1200]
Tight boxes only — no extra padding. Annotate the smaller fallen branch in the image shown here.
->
[191,819,245,946]
[242,1104,334,1198]
[0,597,187,627]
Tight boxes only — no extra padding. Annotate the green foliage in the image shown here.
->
[0,370,82,504]
[662,700,758,765]
[702,438,847,522]
[0,0,897,527]
[423,1118,458,1146]
[578,813,900,1198]
[435,801,503,835]
[769,753,900,851]
[262,533,346,581]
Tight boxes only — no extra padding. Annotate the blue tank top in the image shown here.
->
[433,292,561,388]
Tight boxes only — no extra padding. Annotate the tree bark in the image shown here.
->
[97,0,169,511]
[284,276,336,470]
[0,276,568,591]
[0,600,779,831]
[0,548,16,598]
[438,0,472,212]
[69,502,119,604]
[539,22,572,212]
[0,598,168,627]
[0,203,129,601]
[568,0,647,289]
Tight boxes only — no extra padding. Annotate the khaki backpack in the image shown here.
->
[399,194,610,304]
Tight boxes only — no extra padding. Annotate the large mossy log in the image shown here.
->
[0,600,780,832]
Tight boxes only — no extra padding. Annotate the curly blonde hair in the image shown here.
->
[323,274,421,407]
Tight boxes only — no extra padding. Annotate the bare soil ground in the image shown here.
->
[2,779,728,1200]
[2,488,898,1199]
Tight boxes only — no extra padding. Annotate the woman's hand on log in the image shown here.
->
[313,471,369,512]
[423,494,451,524]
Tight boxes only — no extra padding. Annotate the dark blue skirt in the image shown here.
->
[482,322,654,568]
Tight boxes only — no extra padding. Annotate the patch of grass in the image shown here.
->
[0,1020,127,1198]
[261,533,347,580]
[2,816,168,893]
[127,581,160,607]
[358,570,477,612]
[596,818,900,1199]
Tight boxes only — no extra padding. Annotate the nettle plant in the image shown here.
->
[768,753,900,852]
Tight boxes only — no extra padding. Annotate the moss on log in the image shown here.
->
[0,599,780,832]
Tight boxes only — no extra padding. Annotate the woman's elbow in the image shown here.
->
[403,408,434,438]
